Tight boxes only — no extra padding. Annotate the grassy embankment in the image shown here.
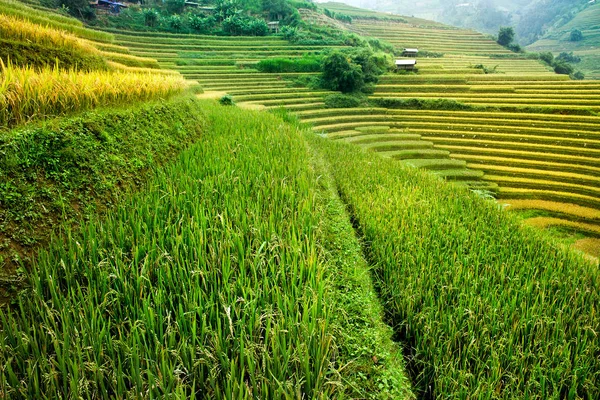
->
[0,102,413,399]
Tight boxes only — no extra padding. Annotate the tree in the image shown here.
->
[497,26,515,47]
[570,29,583,42]
[539,52,554,65]
[321,52,364,93]
[144,9,159,27]
[59,0,92,18]
[553,61,574,75]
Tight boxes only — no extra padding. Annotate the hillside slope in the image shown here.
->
[527,3,600,79]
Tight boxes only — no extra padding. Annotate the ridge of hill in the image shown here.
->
[527,3,600,80]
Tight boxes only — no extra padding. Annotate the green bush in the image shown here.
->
[256,56,322,73]
[371,98,476,111]
[553,61,574,75]
[143,8,159,27]
[570,28,583,42]
[219,94,235,106]
[539,51,554,65]
[556,51,581,63]
[497,26,515,46]
[168,14,182,31]
[324,93,363,108]
[570,71,585,80]
[188,14,216,33]
[321,52,364,93]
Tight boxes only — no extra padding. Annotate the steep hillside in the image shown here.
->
[1,2,599,399]
[527,3,600,79]
[112,6,600,257]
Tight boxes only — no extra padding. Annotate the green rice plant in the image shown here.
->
[0,96,207,270]
[0,102,413,399]
[310,133,600,398]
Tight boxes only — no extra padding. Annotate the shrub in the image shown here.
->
[143,8,159,27]
[188,14,215,33]
[507,43,522,53]
[539,51,554,65]
[571,71,585,80]
[248,18,269,36]
[570,29,583,42]
[324,93,363,108]
[219,94,235,106]
[553,61,574,75]
[165,0,184,15]
[370,98,476,111]
[472,64,499,74]
[321,52,364,93]
[168,14,182,31]
[256,56,322,73]
[497,26,515,46]
[557,51,581,63]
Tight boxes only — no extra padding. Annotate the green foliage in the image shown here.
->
[168,14,182,31]
[321,52,364,93]
[557,51,581,63]
[188,14,217,33]
[506,43,522,52]
[256,56,322,73]
[57,0,93,20]
[324,93,364,108]
[570,70,585,80]
[0,96,205,271]
[497,26,515,46]
[143,8,158,27]
[166,0,185,15]
[371,97,476,111]
[553,61,574,75]
[472,64,499,74]
[539,51,554,65]
[221,14,268,36]
[570,28,583,41]
[320,49,389,93]
[219,94,235,106]
[312,133,600,399]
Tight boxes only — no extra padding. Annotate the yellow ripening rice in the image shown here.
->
[0,60,188,127]
[0,14,99,55]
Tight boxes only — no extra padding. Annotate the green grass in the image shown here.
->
[310,133,600,398]
[0,96,205,278]
[0,101,413,399]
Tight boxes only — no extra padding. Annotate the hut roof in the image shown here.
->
[395,59,417,66]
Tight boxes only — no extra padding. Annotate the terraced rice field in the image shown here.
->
[114,18,600,257]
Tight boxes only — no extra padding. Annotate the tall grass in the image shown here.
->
[311,134,600,398]
[0,60,187,127]
[0,103,413,398]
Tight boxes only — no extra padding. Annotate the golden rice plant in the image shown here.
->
[0,60,188,127]
[0,14,99,55]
